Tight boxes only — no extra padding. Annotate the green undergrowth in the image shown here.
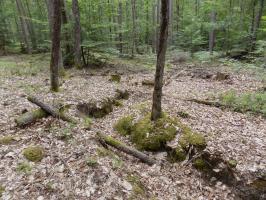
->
[16,162,32,174]
[114,113,206,159]
[220,90,266,117]
[127,174,148,199]
[0,135,16,145]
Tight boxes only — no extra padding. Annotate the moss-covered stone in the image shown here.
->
[130,113,178,151]
[110,74,121,83]
[0,135,15,145]
[114,116,134,136]
[0,185,4,197]
[23,146,44,162]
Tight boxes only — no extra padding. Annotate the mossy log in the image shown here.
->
[27,96,77,124]
[15,108,48,127]
[97,132,156,166]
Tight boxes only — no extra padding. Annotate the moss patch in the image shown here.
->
[0,185,4,197]
[110,74,121,83]
[228,159,237,168]
[114,116,134,136]
[17,162,32,174]
[23,146,44,162]
[0,135,15,145]
[193,158,208,171]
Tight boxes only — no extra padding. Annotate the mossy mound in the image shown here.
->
[0,135,15,145]
[193,158,208,171]
[23,146,44,162]
[114,116,134,136]
[115,113,178,151]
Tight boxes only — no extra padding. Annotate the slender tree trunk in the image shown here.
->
[151,0,169,121]
[176,0,180,32]
[209,10,216,55]
[24,0,37,50]
[46,0,64,69]
[252,0,265,48]
[72,0,82,67]
[118,0,123,54]
[156,0,161,53]
[16,0,32,54]
[50,0,62,92]
[131,0,136,57]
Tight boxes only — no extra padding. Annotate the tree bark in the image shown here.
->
[97,132,156,166]
[151,0,170,121]
[46,0,64,69]
[50,0,62,92]
[117,0,123,54]
[72,0,82,67]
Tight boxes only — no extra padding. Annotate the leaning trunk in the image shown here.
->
[151,0,170,121]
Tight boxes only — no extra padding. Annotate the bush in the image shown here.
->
[220,91,266,117]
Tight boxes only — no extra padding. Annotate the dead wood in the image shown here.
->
[15,108,49,127]
[27,96,77,124]
[97,132,156,166]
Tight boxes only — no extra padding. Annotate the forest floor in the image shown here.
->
[0,53,265,200]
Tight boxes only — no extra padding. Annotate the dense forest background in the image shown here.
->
[0,0,265,66]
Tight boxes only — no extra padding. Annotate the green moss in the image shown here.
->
[127,174,146,199]
[114,116,134,136]
[177,111,190,118]
[83,117,93,130]
[114,100,123,107]
[131,113,178,151]
[0,185,4,197]
[23,146,44,162]
[16,162,32,174]
[178,123,206,150]
[0,135,15,145]
[228,159,237,168]
[110,74,121,83]
[86,157,98,167]
[193,158,208,170]
[172,147,187,162]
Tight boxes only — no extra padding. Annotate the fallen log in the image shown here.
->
[27,96,77,124]
[97,132,156,166]
[15,108,48,127]
[186,99,223,108]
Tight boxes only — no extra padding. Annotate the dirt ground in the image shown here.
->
[0,54,265,200]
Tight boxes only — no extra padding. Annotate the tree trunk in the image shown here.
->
[151,0,170,121]
[46,0,64,69]
[72,0,82,67]
[209,10,216,55]
[118,0,123,54]
[252,0,265,48]
[16,0,32,54]
[50,0,62,92]
[131,0,137,57]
